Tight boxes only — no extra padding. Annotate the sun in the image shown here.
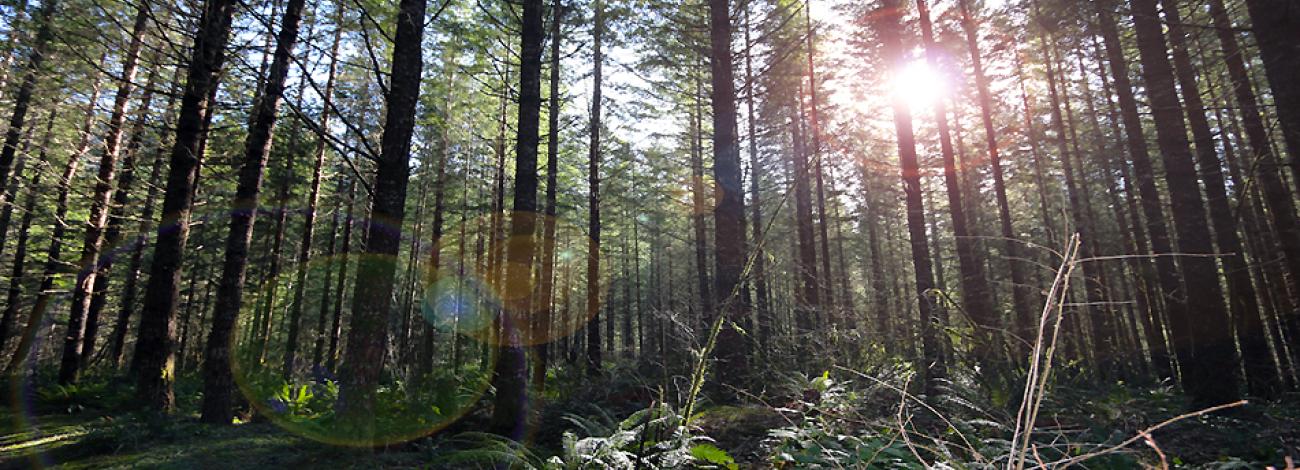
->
[891,59,947,111]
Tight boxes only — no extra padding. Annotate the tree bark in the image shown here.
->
[1161,0,1277,398]
[133,0,238,411]
[337,0,426,429]
[585,0,604,376]
[957,0,1033,361]
[7,77,102,376]
[707,0,750,393]
[1129,0,1241,407]
[1095,0,1179,381]
[918,0,998,374]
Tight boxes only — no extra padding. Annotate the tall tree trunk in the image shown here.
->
[490,0,543,439]
[689,75,713,338]
[312,182,342,370]
[1239,0,1300,180]
[0,112,52,358]
[283,17,342,379]
[327,180,356,372]
[1160,0,1277,398]
[134,0,238,411]
[7,76,102,375]
[59,2,152,384]
[1211,0,1300,376]
[706,0,749,393]
[1095,0,1180,381]
[534,0,564,394]
[585,0,604,376]
[742,4,772,351]
[918,0,998,373]
[876,0,944,396]
[337,0,427,428]
[957,0,1033,360]
[86,62,164,372]
[199,0,306,423]
[1129,0,1241,407]
[0,0,56,218]
[791,88,820,349]
[802,0,834,317]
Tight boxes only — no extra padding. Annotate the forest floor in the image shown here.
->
[2,369,1299,469]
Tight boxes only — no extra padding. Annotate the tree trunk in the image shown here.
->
[489,0,543,439]
[1095,0,1180,381]
[791,88,820,349]
[283,18,342,380]
[586,0,604,376]
[0,112,52,358]
[706,0,749,394]
[197,0,306,423]
[59,2,152,384]
[134,0,238,411]
[7,76,102,376]
[337,0,426,429]
[957,0,1033,361]
[1129,0,1241,407]
[876,0,944,396]
[0,0,56,218]
[327,181,356,372]
[742,4,772,352]
[532,0,564,395]
[1160,0,1277,398]
[1239,0,1300,180]
[918,0,998,374]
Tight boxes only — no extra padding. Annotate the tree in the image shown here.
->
[875,0,944,396]
[199,0,307,424]
[1129,0,1240,407]
[337,0,427,427]
[706,0,749,393]
[585,0,604,376]
[59,1,152,385]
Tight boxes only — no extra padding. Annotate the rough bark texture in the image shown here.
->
[133,0,237,411]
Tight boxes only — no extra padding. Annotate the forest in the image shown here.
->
[0,0,1298,466]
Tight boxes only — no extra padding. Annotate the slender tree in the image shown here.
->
[337,0,427,427]
[876,0,944,396]
[199,0,307,423]
[60,1,152,384]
